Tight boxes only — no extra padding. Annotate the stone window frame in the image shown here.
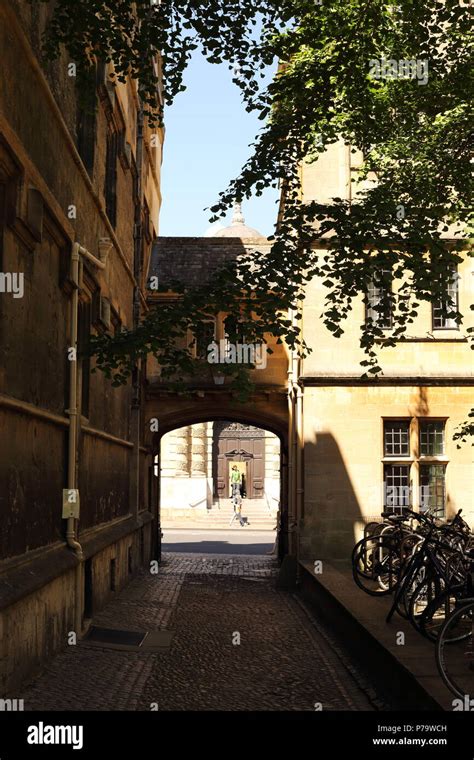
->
[104,128,118,228]
[383,418,410,457]
[0,135,42,255]
[381,416,449,517]
[419,419,446,457]
[365,268,393,329]
[78,267,102,421]
[419,463,447,518]
[432,266,459,331]
[78,294,92,420]
[191,317,217,360]
[383,463,412,512]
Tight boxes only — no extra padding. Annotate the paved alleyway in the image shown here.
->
[20,553,380,711]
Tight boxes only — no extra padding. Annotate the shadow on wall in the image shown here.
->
[411,385,430,421]
[300,433,364,563]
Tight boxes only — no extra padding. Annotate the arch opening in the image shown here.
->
[151,415,288,561]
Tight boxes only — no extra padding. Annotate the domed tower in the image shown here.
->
[211,202,266,240]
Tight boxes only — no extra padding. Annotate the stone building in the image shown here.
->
[296,143,474,561]
[145,207,289,549]
[146,160,473,569]
[1,0,472,698]
[0,1,162,694]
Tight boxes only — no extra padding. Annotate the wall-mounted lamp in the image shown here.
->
[212,371,225,386]
[98,237,113,265]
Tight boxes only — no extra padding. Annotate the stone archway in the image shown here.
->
[145,389,289,561]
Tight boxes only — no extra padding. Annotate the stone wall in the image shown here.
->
[264,431,281,508]
[0,0,162,693]
[0,516,152,696]
[298,143,473,561]
[300,385,474,561]
[160,422,213,517]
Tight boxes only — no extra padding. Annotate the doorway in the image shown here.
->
[215,422,265,499]
[154,414,287,558]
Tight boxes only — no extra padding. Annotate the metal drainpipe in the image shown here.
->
[295,381,303,516]
[286,369,294,558]
[295,380,303,574]
[290,306,303,560]
[287,308,297,557]
[295,299,304,533]
[291,359,298,555]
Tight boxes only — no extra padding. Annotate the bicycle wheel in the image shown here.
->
[400,533,423,566]
[364,521,382,540]
[351,534,384,579]
[436,601,474,700]
[399,555,432,619]
[421,587,470,643]
[352,535,400,596]
[387,558,427,622]
[408,575,442,635]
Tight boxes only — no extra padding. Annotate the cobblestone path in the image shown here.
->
[20,553,378,711]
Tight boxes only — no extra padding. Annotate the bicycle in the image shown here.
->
[436,596,474,700]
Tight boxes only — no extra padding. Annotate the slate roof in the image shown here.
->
[148,236,271,290]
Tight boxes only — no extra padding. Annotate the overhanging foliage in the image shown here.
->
[31,0,473,436]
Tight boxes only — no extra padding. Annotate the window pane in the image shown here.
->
[420,465,446,518]
[384,420,410,456]
[432,269,459,329]
[224,316,246,344]
[366,270,392,329]
[384,465,411,513]
[419,421,445,456]
[195,320,216,359]
[76,68,97,178]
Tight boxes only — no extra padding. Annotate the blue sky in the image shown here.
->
[158,53,280,238]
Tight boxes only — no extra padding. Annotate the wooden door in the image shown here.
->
[215,423,265,499]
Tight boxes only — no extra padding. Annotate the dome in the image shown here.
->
[204,223,225,237]
[211,202,265,239]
